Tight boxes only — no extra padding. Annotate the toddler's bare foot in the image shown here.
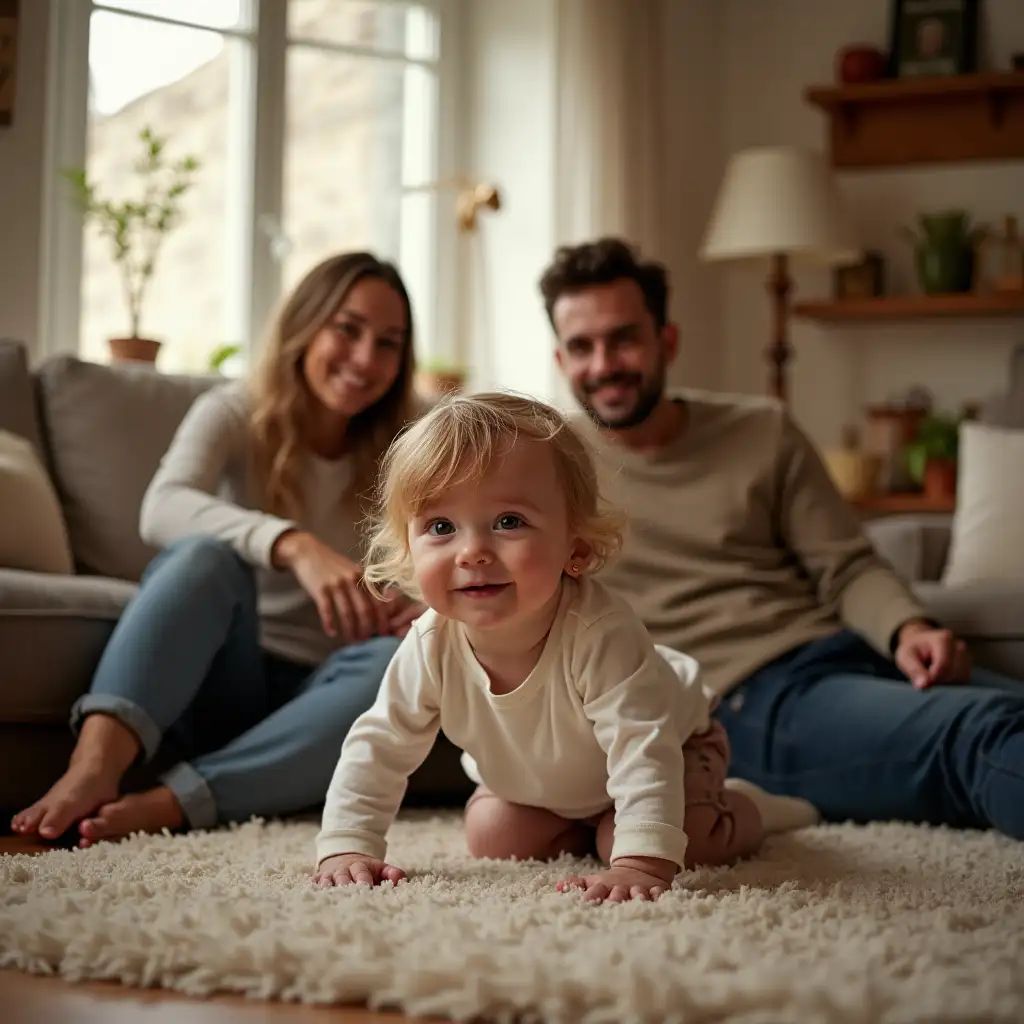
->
[78,786,185,848]
[11,765,121,841]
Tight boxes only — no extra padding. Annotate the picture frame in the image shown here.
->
[887,0,980,79]
[0,0,17,128]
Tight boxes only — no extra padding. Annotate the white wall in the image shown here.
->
[0,1,49,354]
[659,0,723,391]
[460,0,559,401]
[719,0,1024,448]
[461,0,724,402]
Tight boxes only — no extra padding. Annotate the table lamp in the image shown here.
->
[700,146,860,403]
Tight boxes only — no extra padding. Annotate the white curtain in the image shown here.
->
[554,0,666,254]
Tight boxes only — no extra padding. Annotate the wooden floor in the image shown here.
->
[0,836,438,1024]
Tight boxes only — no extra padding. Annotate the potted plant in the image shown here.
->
[415,358,467,400]
[903,413,961,500]
[901,210,987,295]
[64,125,201,364]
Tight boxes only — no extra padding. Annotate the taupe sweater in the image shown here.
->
[583,391,927,697]
[140,382,363,666]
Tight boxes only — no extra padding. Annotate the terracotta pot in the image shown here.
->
[923,458,958,501]
[836,45,886,84]
[108,336,161,364]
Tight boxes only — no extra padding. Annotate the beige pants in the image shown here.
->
[464,720,764,869]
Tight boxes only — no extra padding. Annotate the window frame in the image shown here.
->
[37,0,462,369]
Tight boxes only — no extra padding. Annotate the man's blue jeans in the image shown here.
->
[70,536,399,829]
[714,630,1024,838]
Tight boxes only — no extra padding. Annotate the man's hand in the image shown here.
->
[895,620,972,689]
[556,856,676,903]
[312,853,407,887]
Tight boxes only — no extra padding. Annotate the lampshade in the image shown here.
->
[700,146,860,266]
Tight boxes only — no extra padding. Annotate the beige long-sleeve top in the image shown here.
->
[315,576,711,870]
[580,390,928,697]
[139,381,363,666]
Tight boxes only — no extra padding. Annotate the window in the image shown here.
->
[40,0,455,375]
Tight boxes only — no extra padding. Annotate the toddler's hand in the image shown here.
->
[313,853,406,887]
[557,865,672,903]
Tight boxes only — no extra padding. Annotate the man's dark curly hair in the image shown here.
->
[538,237,670,331]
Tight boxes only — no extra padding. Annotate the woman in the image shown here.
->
[12,251,422,847]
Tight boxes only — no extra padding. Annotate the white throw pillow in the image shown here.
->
[0,429,75,574]
[942,422,1024,586]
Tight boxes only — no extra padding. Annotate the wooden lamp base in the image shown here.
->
[766,252,792,403]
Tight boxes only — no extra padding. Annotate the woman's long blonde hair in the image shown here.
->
[249,252,417,519]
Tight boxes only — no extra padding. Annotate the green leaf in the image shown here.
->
[208,343,242,372]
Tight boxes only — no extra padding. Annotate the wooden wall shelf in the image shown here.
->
[805,72,1024,169]
[792,291,1024,323]
[850,493,956,514]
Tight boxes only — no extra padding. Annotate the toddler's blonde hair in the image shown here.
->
[364,391,625,596]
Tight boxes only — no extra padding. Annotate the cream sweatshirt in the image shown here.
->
[315,576,712,870]
[139,381,364,666]
[579,392,928,697]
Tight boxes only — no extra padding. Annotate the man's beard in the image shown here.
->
[577,364,666,430]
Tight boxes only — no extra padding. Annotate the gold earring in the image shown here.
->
[571,563,580,574]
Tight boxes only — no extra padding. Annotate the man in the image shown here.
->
[540,236,1024,838]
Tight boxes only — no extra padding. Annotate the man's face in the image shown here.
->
[552,279,677,430]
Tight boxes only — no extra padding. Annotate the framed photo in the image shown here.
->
[887,0,980,78]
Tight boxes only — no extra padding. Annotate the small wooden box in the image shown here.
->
[834,251,885,300]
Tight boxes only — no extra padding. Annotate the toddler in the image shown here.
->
[313,392,818,902]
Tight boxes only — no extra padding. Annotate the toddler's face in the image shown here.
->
[407,438,580,634]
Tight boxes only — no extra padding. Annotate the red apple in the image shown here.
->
[837,45,887,84]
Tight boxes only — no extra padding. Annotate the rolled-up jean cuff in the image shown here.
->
[70,694,163,762]
[161,761,218,829]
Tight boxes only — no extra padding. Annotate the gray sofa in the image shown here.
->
[0,338,471,821]
[1,338,1022,821]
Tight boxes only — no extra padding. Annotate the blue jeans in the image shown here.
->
[714,630,1024,838]
[70,536,399,829]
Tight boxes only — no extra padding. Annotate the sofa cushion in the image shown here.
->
[0,338,43,453]
[0,430,74,574]
[35,357,217,581]
[942,422,1024,587]
[0,568,136,721]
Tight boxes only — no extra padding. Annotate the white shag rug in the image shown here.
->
[2,811,1023,1023]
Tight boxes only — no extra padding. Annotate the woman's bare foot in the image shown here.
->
[10,713,140,841]
[78,785,184,848]
[11,765,121,840]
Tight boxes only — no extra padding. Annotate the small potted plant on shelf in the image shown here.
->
[901,210,987,295]
[63,125,201,365]
[903,413,961,501]
[415,358,467,401]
